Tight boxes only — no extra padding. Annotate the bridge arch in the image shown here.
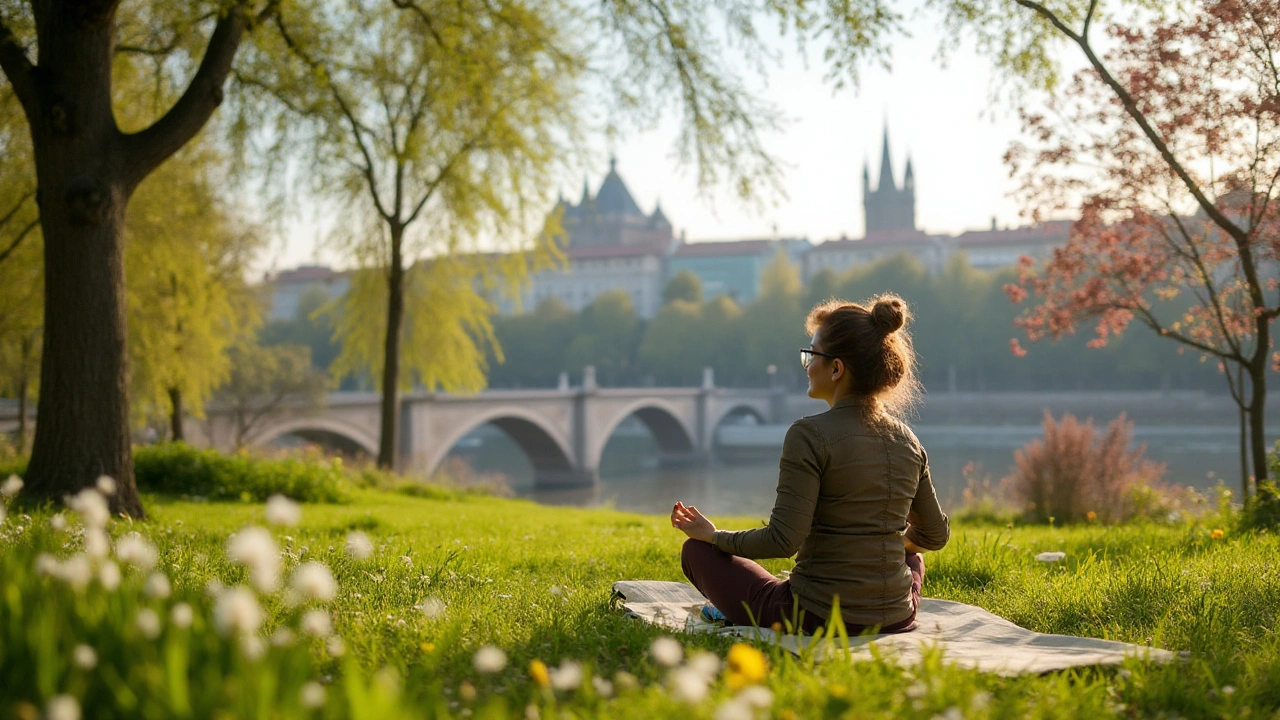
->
[587,398,698,471]
[249,416,380,457]
[426,407,578,487]
[712,403,768,430]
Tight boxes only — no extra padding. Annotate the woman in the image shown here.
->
[671,294,949,635]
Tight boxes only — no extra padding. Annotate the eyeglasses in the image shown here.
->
[799,347,840,369]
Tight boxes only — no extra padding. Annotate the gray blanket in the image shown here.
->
[612,580,1177,676]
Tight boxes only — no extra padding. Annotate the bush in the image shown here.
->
[952,462,1017,525]
[1007,412,1166,524]
[1241,444,1280,529]
[133,443,351,503]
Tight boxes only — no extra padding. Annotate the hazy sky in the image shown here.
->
[271,10,1052,272]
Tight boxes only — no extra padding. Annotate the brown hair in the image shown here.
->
[804,293,921,419]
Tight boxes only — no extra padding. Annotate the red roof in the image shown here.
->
[955,221,1071,247]
[673,239,776,258]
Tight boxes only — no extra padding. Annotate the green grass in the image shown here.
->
[2,486,1278,719]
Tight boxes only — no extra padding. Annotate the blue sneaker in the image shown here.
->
[700,604,727,623]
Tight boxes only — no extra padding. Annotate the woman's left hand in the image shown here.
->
[671,501,716,543]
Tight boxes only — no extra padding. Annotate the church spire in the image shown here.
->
[580,176,591,204]
[904,153,914,189]
[877,121,896,193]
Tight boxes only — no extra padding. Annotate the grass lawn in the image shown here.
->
[2,486,1279,719]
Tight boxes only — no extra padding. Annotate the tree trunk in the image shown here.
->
[168,386,184,442]
[20,12,144,518]
[1249,359,1269,490]
[16,363,28,455]
[377,226,406,469]
[1239,364,1250,500]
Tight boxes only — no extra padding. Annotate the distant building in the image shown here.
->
[669,238,808,303]
[265,265,349,321]
[560,157,674,249]
[804,232,950,278]
[863,124,920,237]
[953,220,1072,271]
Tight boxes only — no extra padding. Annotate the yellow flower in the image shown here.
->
[1211,528,1225,540]
[420,642,435,654]
[1086,511,1097,522]
[725,643,768,689]
[529,659,551,688]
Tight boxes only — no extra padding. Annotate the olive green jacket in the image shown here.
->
[712,397,950,628]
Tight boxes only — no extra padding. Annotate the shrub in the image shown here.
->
[1007,412,1165,524]
[1241,444,1280,529]
[133,443,351,503]
[952,462,1017,525]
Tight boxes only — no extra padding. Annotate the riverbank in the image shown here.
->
[2,486,1276,718]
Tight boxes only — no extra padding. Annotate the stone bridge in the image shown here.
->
[186,372,785,489]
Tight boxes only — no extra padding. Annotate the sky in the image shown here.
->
[269,8,1051,272]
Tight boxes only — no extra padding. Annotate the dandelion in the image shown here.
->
[73,645,97,670]
[241,635,266,661]
[50,514,67,531]
[135,608,161,639]
[1,474,23,498]
[1222,685,1236,696]
[171,603,194,629]
[144,573,171,599]
[59,555,93,591]
[933,708,964,720]
[345,531,374,560]
[687,650,723,680]
[473,645,507,674]
[649,636,683,667]
[116,533,159,572]
[300,681,326,709]
[301,609,333,638]
[271,627,296,647]
[98,561,121,591]
[1035,551,1066,562]
[265,494,302,527]
[68,489,109,529]
[96,475,117,496]
[549,660,583,691]
[459,681,478,702]
[214,587,263,636]
[46,695,80,720]
[226,526,281,593]
[1211,529,1225,540]
[326,636,346,657]
[739,686,774,708]
[614,670,639,693]
[416,597,446,620]
[592,676,614,698]
[84,528,110,559]
[668,666,710,703]
[549,585,563,597]
[714,698,752,720]
[725,645,766,689]
[529,659,551,688]
[291,562,338,602]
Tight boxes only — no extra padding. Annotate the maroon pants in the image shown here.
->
[680,539,923,635]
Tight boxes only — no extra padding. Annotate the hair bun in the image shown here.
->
[871,296,907,335]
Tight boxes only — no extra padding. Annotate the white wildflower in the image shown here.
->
[1035,551,1066,562]
[49,514,67,531]
[271,627,296,647]
[686,651,721,680]
[214,586,263,636]
[592,676,614,698]
[739,686,774,708]
[73,644,97,670]
[226,526,280,593]
[300,681,326,709]
[932,707,965,720]
[144,572,171,599]
[549,660,583,691]
[344,531,373,560]
[46,694,80,720]
[171,602,194,629]
[326,636,345,657]
[649,636,683,667]
[68,489,110,529]
[291,562,337,602]
[301,609,333,637]
[205,578,225,597]
[98,561,121,590]
[115,532,159,572]
[84,528,110,559]
[614,671,639,693]
[416,597,446,620]
[906,681,928,699]
[241,635,266,661]
[524,704,540,720]
[60,554,93,591]
[549,585,563,597]
[265,494,302,527]
[1,474,22,498]
[96,475,117,496]
[1222,685,1236,696]
[668,667,710,703]
[473,645,507,674]
[135,608,161,639]
[35,553,58,576]
[714,699,752,720]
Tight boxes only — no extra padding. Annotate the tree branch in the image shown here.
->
[0,17,37,114]
[0,216,38,266]
[121,2,278,188]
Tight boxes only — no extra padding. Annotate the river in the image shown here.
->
[442,419,1256,518]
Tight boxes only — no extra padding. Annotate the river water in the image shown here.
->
[443,420,1255,518]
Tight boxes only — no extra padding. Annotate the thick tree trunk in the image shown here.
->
[20,11,144,517]
[377,226,406,469]
[168,386,184,442]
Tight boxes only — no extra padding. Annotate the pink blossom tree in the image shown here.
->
[1001,0,1280,497]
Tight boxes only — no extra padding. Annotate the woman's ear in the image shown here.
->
[831,358,845,381]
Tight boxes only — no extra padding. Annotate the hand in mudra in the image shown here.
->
[671,501,716,543]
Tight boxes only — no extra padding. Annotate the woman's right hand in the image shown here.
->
[671,501,716,543]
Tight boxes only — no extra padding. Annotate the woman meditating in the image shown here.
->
[671,294,949,635]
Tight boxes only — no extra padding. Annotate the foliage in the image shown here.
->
[213,343,329,449]
[2,483,1280,718]
[637,300,705,385]
[261,285,342,374]
[662,270,703,305]
[566,290,641,385]
[1007,412,1166,524]
[489,298,579,388]
[131,442,352,503]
